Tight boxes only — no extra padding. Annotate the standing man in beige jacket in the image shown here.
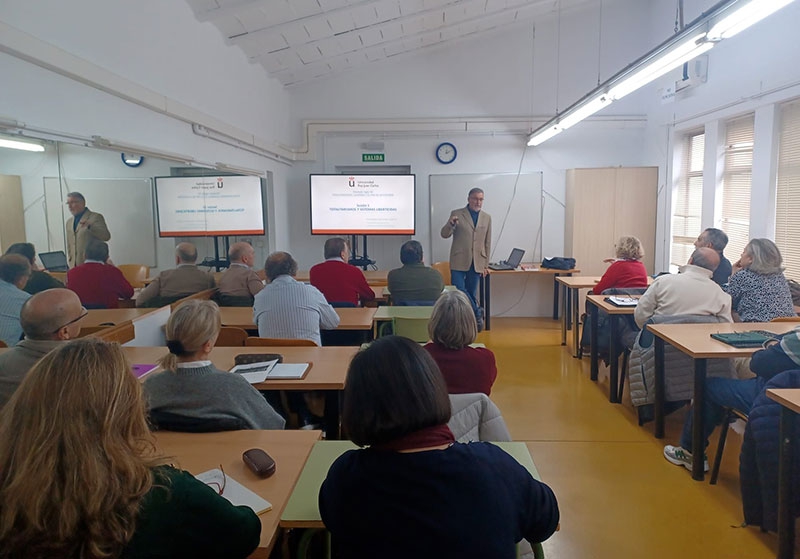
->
[441,187,491,329]
[65,192,111,268]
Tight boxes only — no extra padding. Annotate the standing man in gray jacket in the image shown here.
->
[441,187,491,329]
[65,192,111,268]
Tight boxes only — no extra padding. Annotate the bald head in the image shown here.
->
[264,251,298,281]
[20,288,84,340]
[689,247,720,273]
[228,242,255,266]
[175,242,198,264]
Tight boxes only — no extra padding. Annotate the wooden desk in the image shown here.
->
[647,322,797,481]
[154,429,320,559]
[218,307,377,332]
[482,265,580,330]
[372,305,435,338]
[555,276,601,355]
[280,440,540,530]
[295,270,389,286]
[766,388,800,559]
[585,295,639,403]
[82,308,154,329]
[123,346,357,438]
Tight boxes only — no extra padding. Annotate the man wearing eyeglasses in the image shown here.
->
[0,288,86,409]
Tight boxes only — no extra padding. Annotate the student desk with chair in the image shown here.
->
[481,265,580,331]
[154,429,321,559]
[585,294,640,404]
[218,307,377,334]
[123,345,358,439]
[646,322,797,481]
[279,440,543,557]
[765,388,800,559]
[556,276,601,355]
[371,305,435,339]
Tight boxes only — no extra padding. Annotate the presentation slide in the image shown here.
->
[310,175,415,235]
[155,176,265,237]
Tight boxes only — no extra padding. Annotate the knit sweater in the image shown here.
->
[591,260,649,295]
[424,342,497,395]
[143,365,285,430]
[309,259,375,306]
[122,465,260,558]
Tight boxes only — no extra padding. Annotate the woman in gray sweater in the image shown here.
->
[143,299,284,430]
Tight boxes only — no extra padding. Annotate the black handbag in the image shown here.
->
[541,257,576,270]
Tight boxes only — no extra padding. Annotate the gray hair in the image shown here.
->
[66,192,85,203]
[746,238,784,275]
[427,290,477,349]
[702,228,728,251]
[175,243,198,264]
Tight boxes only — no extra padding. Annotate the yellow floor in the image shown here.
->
[478,317,778,559]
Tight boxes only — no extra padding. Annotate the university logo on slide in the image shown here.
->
[217,178,224,189]
[348,177,355,187]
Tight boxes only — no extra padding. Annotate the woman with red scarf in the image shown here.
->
[319,336,559,558]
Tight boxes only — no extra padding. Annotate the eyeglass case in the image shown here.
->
[243,448,276,478]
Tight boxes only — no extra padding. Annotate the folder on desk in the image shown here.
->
[710,331,776,348]
[605,296,639,307]
[230,360,310,383]
[195,469,272,515]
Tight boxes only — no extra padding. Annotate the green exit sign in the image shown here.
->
[362,153,385,162]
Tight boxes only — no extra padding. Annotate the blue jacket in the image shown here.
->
[739,369,800,532]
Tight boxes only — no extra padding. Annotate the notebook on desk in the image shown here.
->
[39,251,69,272]
[230,360,310,383]
[605,296,639,307]
[195,469,272,515]
[488,248,525,271]
[710,331,780,348]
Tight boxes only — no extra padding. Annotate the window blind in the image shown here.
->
[776,99,800,281]
[719,114,754,263]
[671,131,704,268]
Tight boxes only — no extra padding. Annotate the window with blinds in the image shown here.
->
[671,131,704,268]
[719,114,754,263]
[776,99,800,281]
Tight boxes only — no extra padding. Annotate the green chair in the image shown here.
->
[391,316,430,343]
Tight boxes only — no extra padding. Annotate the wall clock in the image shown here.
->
[435,142,457,164]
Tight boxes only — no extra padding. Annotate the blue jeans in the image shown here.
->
[679,377,762,450]
[451,265,481,316]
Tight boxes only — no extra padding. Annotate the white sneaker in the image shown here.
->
[663,445,709,472]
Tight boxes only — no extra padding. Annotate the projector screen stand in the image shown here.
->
[348,234,375,270]
[200,236,230,271]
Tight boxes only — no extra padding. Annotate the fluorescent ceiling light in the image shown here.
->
[608,35,714,101]
[557,95,613,130]
[708,0,795,40]
[527,125,563,147]
[0,136,44,152]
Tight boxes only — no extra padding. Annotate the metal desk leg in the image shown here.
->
[590,303,599,381]
[609,314,619,403]
[565,284,572,331]
[560,285,567,346]
[324,391,341,440]
[552,275,560,320]
[654,335,665,439]
[572,288,581,358]
[691,358,707,481]
[777,405,795,559]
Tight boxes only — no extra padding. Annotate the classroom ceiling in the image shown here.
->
[185,0,599,87]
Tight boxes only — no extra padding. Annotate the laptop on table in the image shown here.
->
[39,251,69,272]
[488,248,525,271]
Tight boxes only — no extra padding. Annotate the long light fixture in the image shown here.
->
[0,135,45,152]
[528,0,797,147]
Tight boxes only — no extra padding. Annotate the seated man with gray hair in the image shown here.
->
[0,288,86,408]
[66,240,133,309]
[387,240,445,305]
[137,242,216,308]
[0,254,32,347]
[217,241,264,306]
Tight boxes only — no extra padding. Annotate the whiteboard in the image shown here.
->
[44,177,157,266]
[429,173,543,265]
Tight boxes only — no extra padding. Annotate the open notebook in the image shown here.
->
[229,360,310,383]
[195,469,272,515]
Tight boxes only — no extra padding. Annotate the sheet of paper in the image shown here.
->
[196,469,272,515]
[229,359,279,384]
[131,364,158,379]
[608,296,638,307]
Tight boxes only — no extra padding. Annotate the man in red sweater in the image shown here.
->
[309,238,375,307]
[66,240,133,309]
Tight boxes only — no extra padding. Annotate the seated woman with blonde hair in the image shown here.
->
[591,235,649,295]
[726,238,795,322]
[143,299,285,430]
[424,289,497,395]
[0,338,260,558]
[320,336,559,558]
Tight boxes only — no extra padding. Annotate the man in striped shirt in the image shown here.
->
[253,252,339,346]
